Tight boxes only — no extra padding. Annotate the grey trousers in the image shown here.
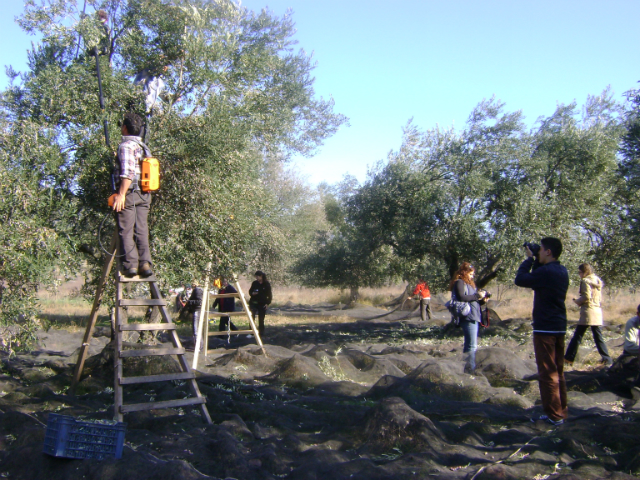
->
[420,298,432,321]
[115,190,152,270]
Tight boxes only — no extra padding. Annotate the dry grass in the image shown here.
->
[37,275,640,328]
[269,285,401,307]
[490,284,638,325]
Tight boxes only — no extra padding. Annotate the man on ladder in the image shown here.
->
[111,112,154,278]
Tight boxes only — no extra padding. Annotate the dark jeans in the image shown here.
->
[419,298,432,321]
[115,190,152,271]
[533,334,568,422]
[564,325,611,363]
[251,304,267,337]
[219,315,238,332]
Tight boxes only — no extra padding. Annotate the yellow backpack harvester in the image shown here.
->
[141,156,159,192]
[133,139,160,192]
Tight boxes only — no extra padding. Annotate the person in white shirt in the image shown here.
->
[623,305,640,356]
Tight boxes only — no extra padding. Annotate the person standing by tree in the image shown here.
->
[188,280,204,346]
[249,271,272,338]
[112,112,153,278]
[515,237,569,426]
[449,263,487,373]
[213,277,239,333]
[413,279,432,321]
[564,263,612,366]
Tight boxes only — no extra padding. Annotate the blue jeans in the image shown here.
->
[460,319,478,370]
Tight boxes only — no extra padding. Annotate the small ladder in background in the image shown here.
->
[193,273,266,370]
[114,269,211,423]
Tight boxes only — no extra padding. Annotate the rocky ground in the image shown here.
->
[1,302,640,479]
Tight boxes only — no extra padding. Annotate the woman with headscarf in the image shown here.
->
[564,263,612,366]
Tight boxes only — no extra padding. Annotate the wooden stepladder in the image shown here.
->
[192,273,266,370]
[71,232,211,424]
[114,270,211,423]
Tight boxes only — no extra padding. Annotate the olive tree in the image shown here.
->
[0,0,346,351]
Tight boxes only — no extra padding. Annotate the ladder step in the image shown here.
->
[119,323,177,331]
[207,330,254,336]
[120,372,196,385]
[209,293,241,298]
[117,273,158,283]
[119,299,167,307]
[120,347,185,357]
[207,311,249,317]
[120,396,206,413]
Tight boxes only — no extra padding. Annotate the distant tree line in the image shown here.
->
[295,88,640,301]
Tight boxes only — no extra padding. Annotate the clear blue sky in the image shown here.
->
[2,0,639,185]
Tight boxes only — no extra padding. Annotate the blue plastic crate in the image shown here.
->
[43,414,126,460]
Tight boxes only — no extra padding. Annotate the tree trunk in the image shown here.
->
[476,255,503,289]
[349,286,360,304]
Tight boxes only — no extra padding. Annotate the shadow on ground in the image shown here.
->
[1,310,639,480]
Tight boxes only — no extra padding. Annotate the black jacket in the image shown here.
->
[514,257,569,334]
[249,280,272,306]
[188,287,204,311]
[212,284,237,313]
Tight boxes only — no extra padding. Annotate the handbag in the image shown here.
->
[445,285,471,326]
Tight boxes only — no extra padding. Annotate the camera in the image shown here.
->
[484,292,492,299]
[523,242,541,256]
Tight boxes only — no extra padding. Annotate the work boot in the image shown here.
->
[139,262,153,277]
[123,267,138,278]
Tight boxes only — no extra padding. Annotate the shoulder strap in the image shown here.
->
[130,138,152,158]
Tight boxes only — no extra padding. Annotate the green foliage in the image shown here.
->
[296,93,625,293]
[595,83,640,285]
[0,114,81,353]
[0,0,345,352]
[293,178,401,300]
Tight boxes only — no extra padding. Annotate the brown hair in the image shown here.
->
[578,263,593,276]
[449,262,476,291]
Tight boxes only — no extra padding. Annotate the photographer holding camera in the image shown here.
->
[515,238,569,426]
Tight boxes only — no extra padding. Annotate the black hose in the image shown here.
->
[93,47,110,148]
[97,206,137,257]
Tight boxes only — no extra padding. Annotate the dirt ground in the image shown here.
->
[1,300,640,480]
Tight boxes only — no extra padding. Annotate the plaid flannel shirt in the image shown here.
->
[116,136,143,183]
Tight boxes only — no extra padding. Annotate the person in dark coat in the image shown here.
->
[515,237,569,426]
[249,270,272,338]
[212,278,239,332]
[188,280,204,343]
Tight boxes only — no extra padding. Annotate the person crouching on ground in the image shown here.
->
[515,237,569,426]
[564,263,612,366]
[249,270,272,338]
[449,262,487,373]
[623,305,640,359]
[112,112,153,278]
[616,304,640,400]
[413,279,432,321]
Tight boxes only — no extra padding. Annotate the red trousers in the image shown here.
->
[533,334,568,422]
